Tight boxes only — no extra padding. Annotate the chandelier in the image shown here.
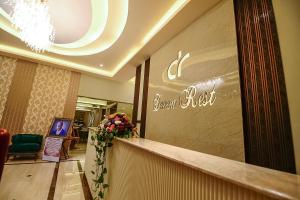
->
[9,0,55,53]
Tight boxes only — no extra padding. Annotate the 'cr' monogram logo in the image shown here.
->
[167,51,190,80]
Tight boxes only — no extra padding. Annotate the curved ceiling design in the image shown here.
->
[0,0,127,56]
[53,0,108,48]
[48,0,93,44]
[0,0,194,78]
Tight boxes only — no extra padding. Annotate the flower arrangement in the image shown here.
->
[91,113,138,199]
[101,113,138,138]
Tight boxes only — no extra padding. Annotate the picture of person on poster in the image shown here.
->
[49,118,71,137]
[51,121,66,136]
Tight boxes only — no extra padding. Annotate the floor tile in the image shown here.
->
[0,163,56,200]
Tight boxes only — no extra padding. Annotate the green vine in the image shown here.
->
[90,113,137,199]
[90,129,113,199]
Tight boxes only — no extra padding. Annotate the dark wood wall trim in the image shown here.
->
[140,58,151,138]
[233,0,296,173]
[132,65,142,125]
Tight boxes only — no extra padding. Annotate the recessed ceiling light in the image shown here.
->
[99,64,104,67]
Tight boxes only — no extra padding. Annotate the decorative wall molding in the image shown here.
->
[234,0,296,173]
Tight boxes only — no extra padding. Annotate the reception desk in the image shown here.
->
[85,128,300,200]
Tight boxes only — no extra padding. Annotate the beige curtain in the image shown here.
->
[63,72,81,119]
[0,56,17,122]
[0,54,81,136]
[22,64,72,135]
[0,59,37,135]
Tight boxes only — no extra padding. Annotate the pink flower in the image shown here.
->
[115,120,121,125]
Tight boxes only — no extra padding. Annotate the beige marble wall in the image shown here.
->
[117,102,133,121]
[273,0,300,174]
[146,0,244,161]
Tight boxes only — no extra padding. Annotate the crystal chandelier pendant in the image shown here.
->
[10,0,55,53]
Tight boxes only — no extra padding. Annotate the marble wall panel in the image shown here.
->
[146,0,244,161]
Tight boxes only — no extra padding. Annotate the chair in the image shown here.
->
[7,134,43,160]
[61,137,73,159]
[0,129,9,181]
[70,127,80,149]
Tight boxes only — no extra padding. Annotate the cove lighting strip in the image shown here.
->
[0,43,111,76]
[111,0,190,75]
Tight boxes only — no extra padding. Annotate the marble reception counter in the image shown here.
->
[117,138,300,200]
[85,128,300,200]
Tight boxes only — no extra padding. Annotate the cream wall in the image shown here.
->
[145,0,244,161]
[273,0,300,174]
[78,74,134,104]
[116,102,133,121]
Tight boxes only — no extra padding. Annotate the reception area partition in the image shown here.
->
[85,128,300,200]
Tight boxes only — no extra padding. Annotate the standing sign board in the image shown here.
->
[42,137,63,162]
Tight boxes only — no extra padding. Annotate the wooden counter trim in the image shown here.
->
[116,137,300,200]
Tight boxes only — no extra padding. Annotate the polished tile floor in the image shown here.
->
[0,143,88,200]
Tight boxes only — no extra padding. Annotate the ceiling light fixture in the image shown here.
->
[10,0,55,53]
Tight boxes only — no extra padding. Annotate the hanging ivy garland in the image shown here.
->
[90,113,138,200]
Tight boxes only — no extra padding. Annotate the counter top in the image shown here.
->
[88,127,98,131]
[116,137,300,200]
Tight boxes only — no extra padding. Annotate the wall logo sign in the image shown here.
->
[153,50,218,112]
[167,51,190,80]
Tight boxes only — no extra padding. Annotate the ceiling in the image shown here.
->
[0,0,221,81]
[76,96,107,112]
[76,96,129,112]
[1,0,93,44]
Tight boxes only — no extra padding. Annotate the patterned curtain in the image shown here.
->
[22,64,71,135]
[0,56,17,122]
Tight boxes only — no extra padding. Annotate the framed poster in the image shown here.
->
[48,117,72,137]
[42,137,63,162]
